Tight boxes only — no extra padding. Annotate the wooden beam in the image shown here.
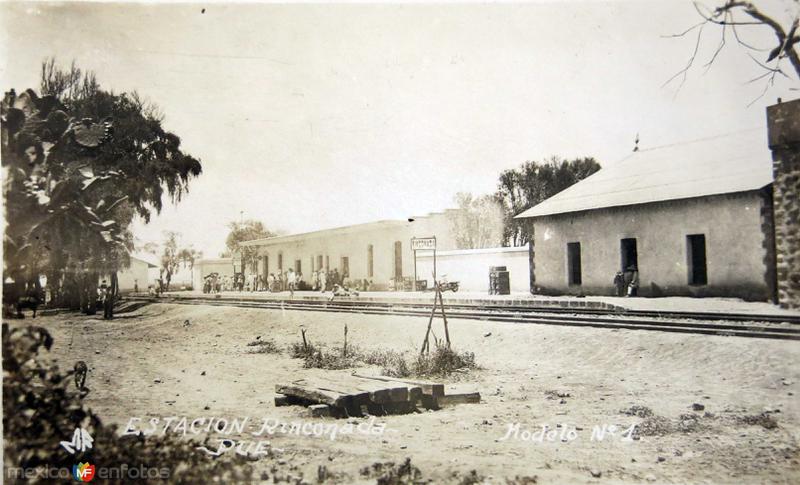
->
[438,392,481,406]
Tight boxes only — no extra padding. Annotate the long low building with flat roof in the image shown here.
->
[238,211,458,290]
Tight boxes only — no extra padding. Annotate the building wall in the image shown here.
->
[247,213,456,290]
[193,258,235,289]
[532,191,771,300]
[116,258,151,292]
[767,99,800,309]
[416,247,530,293]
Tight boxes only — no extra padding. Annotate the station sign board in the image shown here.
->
[411,237,436,251]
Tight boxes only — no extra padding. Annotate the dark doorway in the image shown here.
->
[394,241,403,278]
[263,255,269,279]
[687,234,708,285]
[567,242,582,286]
[620,238,638,271]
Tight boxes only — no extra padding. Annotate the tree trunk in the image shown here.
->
[110,271,119,299]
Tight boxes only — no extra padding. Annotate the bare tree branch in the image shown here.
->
[704,12,728,70]
[666,1,800,99]
[663,23,706,93]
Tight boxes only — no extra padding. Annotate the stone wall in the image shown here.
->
[767,99,800,309]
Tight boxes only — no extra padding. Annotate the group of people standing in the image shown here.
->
[202,268,304,295]
[199,265,378,296]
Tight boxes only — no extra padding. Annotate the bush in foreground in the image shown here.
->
[2,324,253,484]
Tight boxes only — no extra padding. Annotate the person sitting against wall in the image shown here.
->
[328,283,359,301]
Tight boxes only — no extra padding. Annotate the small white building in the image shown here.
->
[116,255,158,293]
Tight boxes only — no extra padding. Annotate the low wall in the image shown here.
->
[416,247,530,293]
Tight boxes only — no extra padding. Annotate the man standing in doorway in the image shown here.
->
[623,265,639,297]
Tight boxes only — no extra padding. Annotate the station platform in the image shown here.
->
[155,290,800,317]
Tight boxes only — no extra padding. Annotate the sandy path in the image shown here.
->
[8,303,800,484]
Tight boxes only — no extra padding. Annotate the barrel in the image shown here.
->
[494,271,510,295]
[488,268,511,295]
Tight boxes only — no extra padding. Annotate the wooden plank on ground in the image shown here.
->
[274,383,348,408]
[352,373,444,398]
[309,404,331,417]
[292,377,370,403]
[438,392,481,406]
[302,373,413,404]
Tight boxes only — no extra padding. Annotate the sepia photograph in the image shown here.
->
[1,0,799,483]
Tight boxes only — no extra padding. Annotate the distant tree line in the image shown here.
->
[449,156,601,249]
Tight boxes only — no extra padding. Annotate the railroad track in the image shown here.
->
[127,295,800,341]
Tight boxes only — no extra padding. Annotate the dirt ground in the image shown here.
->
[7,302,800,484]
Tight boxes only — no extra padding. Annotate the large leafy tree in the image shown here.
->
[496,156,601,246]
[447,192,506,249]
[225,220,276,275]
[2,60,202,309]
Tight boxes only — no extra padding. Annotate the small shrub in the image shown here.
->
[360,457,426,485]
[303,347,361,370]
[458,470,485,485]
[636,415,673,436]
[675,413,703,433]
[384,358,411,379]
[246,339,281,354]
[506,476,538,484]
[737,413,778,429]
[289,341,319,359]
[621,405,654,418]
[413,343,478,377]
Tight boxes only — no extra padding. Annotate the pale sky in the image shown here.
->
[2,1,798,257]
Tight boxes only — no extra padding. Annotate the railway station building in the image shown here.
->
[237,212,459,290]
[516,129,778,301]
